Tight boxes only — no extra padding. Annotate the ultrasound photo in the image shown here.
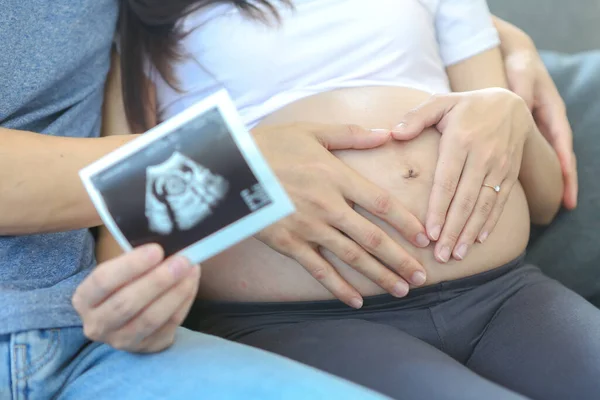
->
[80,91,294,262]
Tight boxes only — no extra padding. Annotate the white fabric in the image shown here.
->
[152,0,499,127]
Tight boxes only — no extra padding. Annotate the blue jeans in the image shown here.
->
[0,327,387,399]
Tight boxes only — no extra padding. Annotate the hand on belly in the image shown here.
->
[198,87,531,302]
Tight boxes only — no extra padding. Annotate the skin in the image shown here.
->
[74,18,566,353]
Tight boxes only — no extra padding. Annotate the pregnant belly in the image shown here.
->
[198,86,530,302]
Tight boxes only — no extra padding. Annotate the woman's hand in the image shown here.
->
[253,123,430,308]
[72,244,200,353]
[494,16,578,209]
[392,88,532,262]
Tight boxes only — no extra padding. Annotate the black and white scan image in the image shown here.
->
[89,107,273,257]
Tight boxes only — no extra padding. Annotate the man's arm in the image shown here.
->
[0,49,141,235]
[0,130,138,235]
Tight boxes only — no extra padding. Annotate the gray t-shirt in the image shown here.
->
[0,0,118,334]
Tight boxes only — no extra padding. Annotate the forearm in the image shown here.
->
[0,129,139,235]
[492,16,535,52]
[519,125,563,225]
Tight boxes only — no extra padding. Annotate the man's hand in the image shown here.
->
[72,244,200,353]
[253,123,430,308]
[494,16,578,209]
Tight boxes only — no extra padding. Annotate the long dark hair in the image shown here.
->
[118,0,289,132]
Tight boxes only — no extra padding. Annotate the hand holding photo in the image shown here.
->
[80,90,294,263]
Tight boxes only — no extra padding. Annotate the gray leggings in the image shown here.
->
[187,255,600,400]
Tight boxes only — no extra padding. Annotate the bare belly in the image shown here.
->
[198,86,530,302]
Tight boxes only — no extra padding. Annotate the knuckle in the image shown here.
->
[272,231,297,252]
[479,199,494,216]
[362,229,384,251]
[88,271,110,299]
[310,265,330,282]
[372,191,392,216]
[434,178,458,197]
[459,195,477,215]
[328,209,350,226]
[346,124,363,137]
[340,245,362,265]
[109,295,136,321]
[136,313,162,336]
[305,193,333,215]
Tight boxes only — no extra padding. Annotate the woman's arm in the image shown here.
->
[96,50,157,263]
[446,48,563,225]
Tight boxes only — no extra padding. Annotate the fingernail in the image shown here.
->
[478,231,489,243]
[455,244,468,260]
[429,225,442,241]
[392,281,409,297]
[415,233,430,248]
[411,271,427,286]
[392,122,407,133]
[350,297,364,309]
[438,246,451,263]
[370,128,390,135]
[168,256,192,279]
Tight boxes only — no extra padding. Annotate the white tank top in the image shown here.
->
[151,0,499,127]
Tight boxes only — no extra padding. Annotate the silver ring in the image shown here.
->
[483,184,501,193]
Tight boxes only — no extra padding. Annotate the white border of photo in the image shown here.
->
[80,89,295,264]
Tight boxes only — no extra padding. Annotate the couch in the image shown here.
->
[489,0,600,53]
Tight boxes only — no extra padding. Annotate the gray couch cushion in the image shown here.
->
[488,0,600,53]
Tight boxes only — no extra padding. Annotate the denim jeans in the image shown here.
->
[0,327,387,400]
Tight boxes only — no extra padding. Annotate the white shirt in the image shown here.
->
[151,0,500,127]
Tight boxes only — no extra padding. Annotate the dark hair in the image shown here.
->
[119,0,289,132]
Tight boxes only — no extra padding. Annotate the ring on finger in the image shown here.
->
[482,183,501,193]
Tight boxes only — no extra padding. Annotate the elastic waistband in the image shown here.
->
[192,253,527,315]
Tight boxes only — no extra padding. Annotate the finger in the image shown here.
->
[89,255,195,334]
[426,136,469,241]
[340,173,429,248]
[329,206,427,287]
[390,94,458,140]
[134,318,181,353]
[110,265,200,349]
[132,278,200,354]
[453,174,501,260]
[313,225,411,297]
[478,167,520,243]
[73,243,164,311]
[434,154,486,263]
[310,123,391,151]
[563,152,579,209]
[290,241,364,309]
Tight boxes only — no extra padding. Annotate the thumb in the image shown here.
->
[312,123,391,151]
[391,94,457,140]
